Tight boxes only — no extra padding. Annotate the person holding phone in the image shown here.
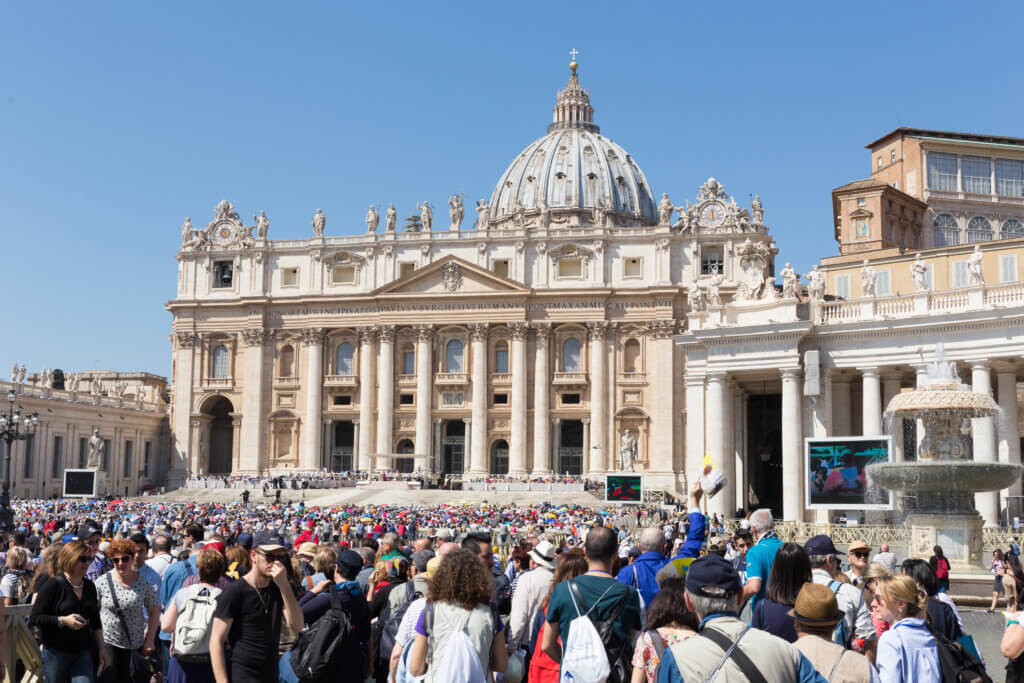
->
[95,538,160,683]
[30,540,109,683]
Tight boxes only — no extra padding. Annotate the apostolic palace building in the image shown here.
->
[154,62,1024,525]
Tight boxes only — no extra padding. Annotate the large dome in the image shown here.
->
[486,64,657,228]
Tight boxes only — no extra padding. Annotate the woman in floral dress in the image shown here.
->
[630,579,698,683]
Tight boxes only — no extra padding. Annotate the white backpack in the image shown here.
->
[424,603,487,683]
[173,584,222,662]
[560,581,616,683]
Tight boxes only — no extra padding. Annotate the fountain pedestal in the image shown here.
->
[905,512,984,571]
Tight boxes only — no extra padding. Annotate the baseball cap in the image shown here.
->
[804,534,842,557]
[254,531,287,552]
[685,554,741,598]
[77,522,101,540]
[412,549,435,573]
[235,532,253,550]
[335,549,363,579]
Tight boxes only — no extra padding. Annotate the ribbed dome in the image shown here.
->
[486,64,657,228]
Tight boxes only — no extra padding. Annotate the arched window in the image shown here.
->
[623,338,641,373]
[401,344,415,375]
[279,345,295,377]
[932,213,959,247]
[967,216,993,243]
[336,342,354,375]
[212,345,229,379]
[562,338,581,372]
[446,339,464,373]
[490,439,509,475]
[1002,219,1024,239]
[494,341,509,374]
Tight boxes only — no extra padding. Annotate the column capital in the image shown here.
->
[993,360,1020,376]
[357,325,378,344]
[175,331,198,349]
[968,359,991,371]
[649,320,678,339]
[300,327,325,347]
[414,324,434,343]
[829,370,852,384]
[468,323,489,342]
[377,325,397,344]
[241,328,269,347]
[780,367,802,381]
[858,366,881,378]
[684,373,706,387]
[581,417,591,424]
[532,322,552,339]
[587,321,609,340]
[463,417,472,424]
[551,417,561,425]
[508,321,529,340]
[352,418,360,425]
[707,371,728,383]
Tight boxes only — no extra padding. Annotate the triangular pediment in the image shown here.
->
[374,256,530,296]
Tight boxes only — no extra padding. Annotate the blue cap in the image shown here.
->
[236,532,254,550]
[804,534,841,557]
[685,554,741,598]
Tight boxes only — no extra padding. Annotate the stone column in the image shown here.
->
[375,325,396,470]
[552,418,562,474]
[651,322,677,475]
[172,332,196,483]
[831,374,852,436]
[781,368,803,522]
[469,324,489,474]
[706,372,731,518]
[352,419,360,471]
[861,367,882,436]
[301,328,324,471]
[509,322,528,475]
[532,324,552,474]
[734,388,747,514]
[684,374,706,495]
[997,366,1021,520]
[357,326,376,472]
[433,418,442,475]
[240,328,267,473]
[463,417,473,473]
[882,373,904,462]
[588,322,608,474]
[582,418,591,474]
[972,361,999,526]
[913,364,929,458]
[414,325,433,469]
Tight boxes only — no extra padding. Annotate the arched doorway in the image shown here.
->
[203,396,234,474]
[490,439,509,474]
[395,439,415,473]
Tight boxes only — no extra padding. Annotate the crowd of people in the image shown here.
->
[0,479,1015,682]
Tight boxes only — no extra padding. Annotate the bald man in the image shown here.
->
[616,526,666,606]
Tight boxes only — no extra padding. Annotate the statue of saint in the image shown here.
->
[780,262,798,299]
[968,245,984,286]
[861,259,877,297]
[658,193,674,226]
[807,265,825,301]
[16,365,25,384]
[180,217,193,244]
[688,285,706,313]
[620,429,638,471]
[448,194,464,231]
[87,429,105,469]
[752,195,764,224]
[365,205,379,233]
[9,363,16,383]
[255,211,269,239]
[385,204,397,232]
[911,253,929,292]
[537,196,550,228]
[418,201,433,231]
[312,208,326,237]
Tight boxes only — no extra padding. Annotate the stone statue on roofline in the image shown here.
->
[861,259,877,297]
[419,201,433,231]
[449,194,465,231]
[752,195,764,225]
[385,204,397,232]
[475,199,490,230]
[87,428,105,469]
[366,205,379,233]
[312,208,326,237]
[968,245,984,286]
[807,265,825,301]
[911,253,929,291]
[780,262,798,299]
[254,211,270,239]
[658,193,674,226]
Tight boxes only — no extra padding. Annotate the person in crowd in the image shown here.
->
[30,540,109,683]
[872,574,940,682]
[209,531,304,683]
[408,548,508,682]
[617,526,667,608]
[753,542,811,642]
[900,559,962,641]
[871,544,897,574]
[804,535,874,648]
[991,548,1008,612]
[731,529,753,581]
[2,546,34,605]
[79,522,109,582]
[863,562,893,639]
[145,535,174,578]
[32,543,63,602]
[528,550,588,683]
[654,554,822,682]
[630,579,697,683]
[791,583,880,683]
[130,532,162,594]
[1007,553,1024,612]
[282,549,371,683]
[388,543,458,681]
[928,545,950,594]
[655,482,707,585]
[507,539,556,653]
[158,522,204,675]
[369,557,410,624]
[160,548,226,683]
[356,546,377,595]
[225,544,250,580]
[295,542,318,579]
[504,543,530,596]
[462,532,512,615]
[299,544,336,591]
[1001,611,1024,680]
[846,540,871,588]
[543,526,642,680]
[95,538,160,683]
[741,507,783,612]
[380,533,405,561]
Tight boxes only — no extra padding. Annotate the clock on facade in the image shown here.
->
[214,223,234,244]
[700,202,725,227]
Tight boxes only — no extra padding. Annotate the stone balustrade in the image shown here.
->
[0,380,164,413]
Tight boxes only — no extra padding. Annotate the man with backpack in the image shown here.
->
[617,527,666,608]
[542,525,642,683]
[805,535,874,650]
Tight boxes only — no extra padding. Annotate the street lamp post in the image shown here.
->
[0,390,39,532]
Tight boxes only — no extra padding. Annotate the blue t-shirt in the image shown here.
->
[744,534,782,612]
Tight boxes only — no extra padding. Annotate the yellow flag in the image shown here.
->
[703,452,715,470]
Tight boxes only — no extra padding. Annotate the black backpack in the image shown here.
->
[567,581,634,683]
[931,628,991,683]
[289,586,353,682]
[378,581,423,657]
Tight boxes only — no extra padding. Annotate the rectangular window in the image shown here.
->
[835,274,850,300]
[103,439,111,472]
[281,268,299,287]
[558,259,583,278]
[399,262,415,278]
[927,152,958,191]
[52,436,63,479]
[876,270,892,296]
[22,434,34,479]
[79,437,88,468]
[561,393,581,405]
[144,441,152,479]
[701,246,723,275]
[493,393,508,405]
[399,394,414,406]
[495,348,509,374]
[623,257,643,278]
[996,160,1024,197]
[332,265,356,285]
[1001,254,1019,283]
[493,259,510,278]
[332,394,353,406]
[123,440,133,478]
[953,261,969,288]
[962,156,992,194]
[402,350,415,376]
[856,198,866,206]
[213,261,233,288]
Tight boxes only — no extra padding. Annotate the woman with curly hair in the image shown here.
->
[528,549,588,683]
[408,548,508,681]
[95,538,160,683]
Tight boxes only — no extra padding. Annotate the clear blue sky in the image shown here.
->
[3,1,1022,379]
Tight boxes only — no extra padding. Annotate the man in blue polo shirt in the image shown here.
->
[741,508,782,613]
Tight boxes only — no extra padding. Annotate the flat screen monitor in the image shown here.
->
[805,436,893,510]
[63,469,97,498]
[605,474,643,504]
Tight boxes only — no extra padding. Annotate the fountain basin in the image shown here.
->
[867,462,1022,494]
[885,388,998,418]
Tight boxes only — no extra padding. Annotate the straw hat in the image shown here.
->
[788,582,843,627]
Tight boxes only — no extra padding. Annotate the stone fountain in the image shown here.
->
[866,344,1022,570]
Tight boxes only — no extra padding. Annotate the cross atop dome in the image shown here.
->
[569,48,579,71]
[549,53,598,133]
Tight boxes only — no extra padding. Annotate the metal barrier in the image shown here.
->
[3,604,43,683]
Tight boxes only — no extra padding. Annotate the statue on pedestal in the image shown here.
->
[448,194,464,231]
[475,199,490,230]
[9,363,16,382]
[87,429,105,469]
[752,195,764,225]
[780,262,798,299]
[385,204,397,232]
[807,265,825,301]
[365,205,379,233]
[620,429,638,471]
[312,208,326,237]
[418,201,433,231]
[658,193,674,226]
[254,211,269,239]
[16,365,25,384]
[861,260,877,297]
[911,253,929,292]
[968,245,984,286]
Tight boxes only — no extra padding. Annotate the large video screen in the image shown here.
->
[805,437,892,510]
[606,474,643,504]
[63,470,97,498]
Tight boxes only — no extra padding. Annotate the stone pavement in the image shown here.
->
[960,608,1008,677]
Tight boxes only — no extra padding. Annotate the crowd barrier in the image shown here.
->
[462,482,585,492]
[184,478,357,490]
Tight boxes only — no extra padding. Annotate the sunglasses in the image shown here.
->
[78,555,94,564]
[259,550,288,563]
[851,551,870,559]
[110,556,133,565]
